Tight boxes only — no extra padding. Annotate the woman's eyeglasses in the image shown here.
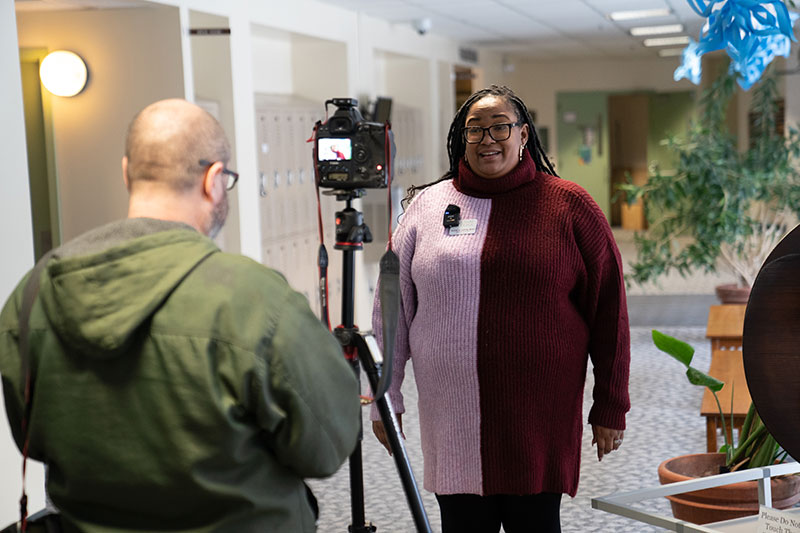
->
[462,122,521,144]
[199,159,239,190]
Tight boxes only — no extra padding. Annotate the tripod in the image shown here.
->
[326,189,432,533]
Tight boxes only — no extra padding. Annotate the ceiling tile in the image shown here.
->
[261,0,716,60]
[582,0,668,10]
[359,4,431,21]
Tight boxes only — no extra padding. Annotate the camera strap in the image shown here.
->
[17,251,54,532]
[372,121,399,401]
[374,248,399,401]
[309,121,331,330]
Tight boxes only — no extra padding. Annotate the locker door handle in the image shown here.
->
[260,172,267,197]
[274,171,281,188]
[287,170,294,186]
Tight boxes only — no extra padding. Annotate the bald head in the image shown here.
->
[125,99,230,193]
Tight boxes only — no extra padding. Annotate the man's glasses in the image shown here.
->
[199,159,239,190]
[462,122,521,144]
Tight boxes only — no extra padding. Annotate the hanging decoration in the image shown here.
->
[674,0,799,90]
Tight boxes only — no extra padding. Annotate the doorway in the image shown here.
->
[20,48,61,261]
[608,91,696,228]
[608,93,649,228]
[454,66,474,112]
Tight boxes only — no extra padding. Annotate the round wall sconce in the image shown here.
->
[39,50,88,97]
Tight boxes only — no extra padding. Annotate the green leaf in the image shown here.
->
[686,367,724,392]
[652,330,694,366]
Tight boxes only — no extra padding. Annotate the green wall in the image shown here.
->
[556,92,610,218]
[648,91,696,172]
[556,90,696,221]
[20,50,59,261]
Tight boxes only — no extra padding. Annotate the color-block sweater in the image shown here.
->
[372,151,630,497]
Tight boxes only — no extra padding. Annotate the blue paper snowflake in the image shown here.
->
[675,0,798,90]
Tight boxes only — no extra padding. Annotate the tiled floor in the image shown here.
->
[308,229,730,532]
[309,327,711,533]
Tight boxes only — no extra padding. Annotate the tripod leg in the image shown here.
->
[348,441,376,533]
[357,337,432,533]
[346,358,376,533]
[373,395,433,533]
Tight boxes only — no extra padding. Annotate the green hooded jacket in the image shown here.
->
[0,219,360,532]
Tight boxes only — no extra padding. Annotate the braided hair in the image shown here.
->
[403,85,557,208]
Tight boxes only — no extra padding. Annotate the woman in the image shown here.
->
[372,85,630,532]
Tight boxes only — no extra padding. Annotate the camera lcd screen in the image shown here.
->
[318,138,352,161]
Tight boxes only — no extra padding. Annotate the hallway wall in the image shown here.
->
[505,56,698,168]
[16,6,186,242]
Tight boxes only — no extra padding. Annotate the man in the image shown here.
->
[0,99,360,532]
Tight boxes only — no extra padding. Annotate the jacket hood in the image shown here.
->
[38,219,218,359]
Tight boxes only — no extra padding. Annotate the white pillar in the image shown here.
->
[179,4,195,103]
[0,2,46,525]
[228,8,262,262]
[428,57,441,180]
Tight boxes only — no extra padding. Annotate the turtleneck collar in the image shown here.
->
[454,150,537,198]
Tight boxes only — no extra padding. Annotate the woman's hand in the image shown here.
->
[591,425,624,461]
[372,414,404,456]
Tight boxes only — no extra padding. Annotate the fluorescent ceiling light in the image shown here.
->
[643,36,691,47]
[631,24,684,36]
[658,48,686,57]
[608,8,671,21]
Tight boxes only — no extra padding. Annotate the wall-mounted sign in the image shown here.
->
[189,28,231,35]
[458,47,478,64]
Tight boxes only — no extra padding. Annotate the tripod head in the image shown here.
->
[321,188,373,251]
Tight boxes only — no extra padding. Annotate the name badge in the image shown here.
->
[449,219,477,236]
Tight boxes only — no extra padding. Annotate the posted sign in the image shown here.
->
[757,506,800,533]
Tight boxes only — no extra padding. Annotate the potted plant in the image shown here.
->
[620,67,800,301]
[652,330,800,524]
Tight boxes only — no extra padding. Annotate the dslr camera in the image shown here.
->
[315,98,395,190]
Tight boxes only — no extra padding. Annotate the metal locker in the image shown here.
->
[257,109,276,245]
[261,240,278,273]
[294,109,314,236]
[283,108,303,239]
[269,111,289,241]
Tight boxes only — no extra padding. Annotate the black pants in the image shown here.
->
[435,493,562,533]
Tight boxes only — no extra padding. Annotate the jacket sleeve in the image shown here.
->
[572,193,631,430]
[369,215,417,421]
[253,288,360,478]
[0,274,32,452]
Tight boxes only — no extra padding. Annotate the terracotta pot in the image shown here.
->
[715,283,751,305]
[657,453,800,524]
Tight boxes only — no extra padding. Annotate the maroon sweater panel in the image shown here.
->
[456,152,631,496]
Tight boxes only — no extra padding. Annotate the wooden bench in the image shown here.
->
[702,305,752,452]
[706,304,746,351]
[701,349,752,452]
